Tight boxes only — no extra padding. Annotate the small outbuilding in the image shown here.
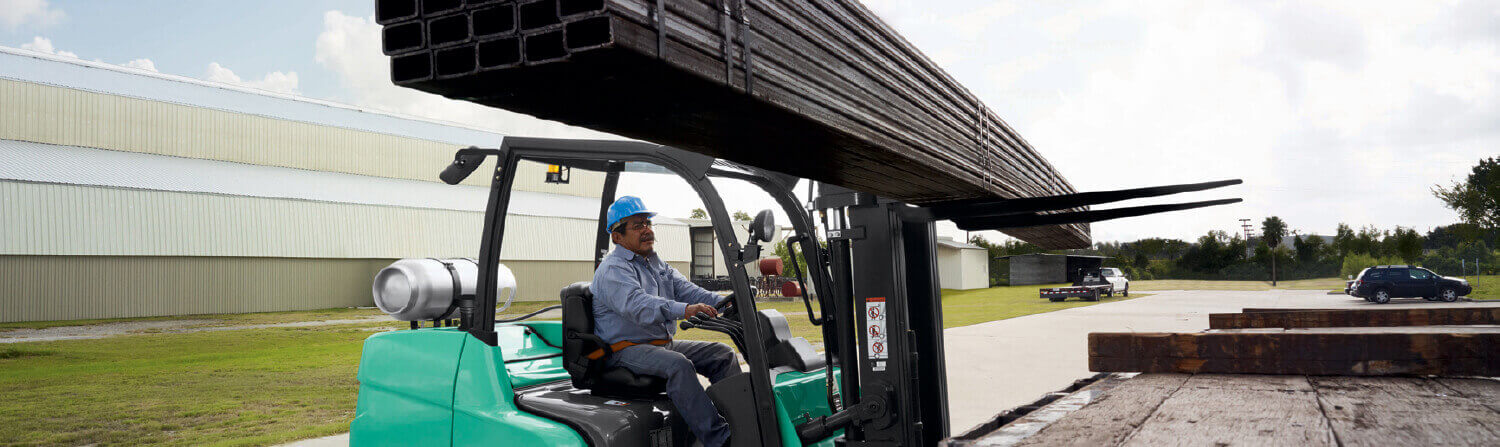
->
[935,237,990,290]
[1000,253,1108,286]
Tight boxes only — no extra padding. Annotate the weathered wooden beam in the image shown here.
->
[1210,307,1500,329]
[1089,330,1500,376]
[375,0,1094,248]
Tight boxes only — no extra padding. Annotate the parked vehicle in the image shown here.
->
[1347,265,1472,304]
[1040,268,1130,302]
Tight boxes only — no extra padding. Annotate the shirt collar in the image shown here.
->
[610,245,659,264]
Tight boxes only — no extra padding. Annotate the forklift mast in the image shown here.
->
[433,137,1241,447]
[814,186,950,446]
[809,178,1242,446]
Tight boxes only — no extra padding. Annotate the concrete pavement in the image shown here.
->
[940,289,1495,433]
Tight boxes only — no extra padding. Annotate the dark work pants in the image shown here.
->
[608,340,738,447]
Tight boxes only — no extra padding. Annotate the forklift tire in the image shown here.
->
[1106,290,1114,297]
[1049,297,1065,302]
[1123,288,1129,297]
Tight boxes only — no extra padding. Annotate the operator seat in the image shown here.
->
[559,282,667,398]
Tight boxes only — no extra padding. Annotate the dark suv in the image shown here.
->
[1348,265,1472,304]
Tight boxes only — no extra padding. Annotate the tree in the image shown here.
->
[1393,227,1423,263]
[1433,156,1500,229]
[1295,235,1326,263]
[1333,223,1356,257]
[732,210,752,221]
[1354,226,1382,256]
[1262,216,1287,285]
[689,208,707,219]
[772,238,820,277]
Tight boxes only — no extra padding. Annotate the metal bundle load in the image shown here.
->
[376,0,1089,248]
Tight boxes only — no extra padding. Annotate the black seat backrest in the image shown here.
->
[560,281,667,397]
[560,282,600,390]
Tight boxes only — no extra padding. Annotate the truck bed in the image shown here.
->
[1039,284,1111,301]
[946,372,1500,446]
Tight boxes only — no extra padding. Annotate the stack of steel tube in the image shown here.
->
[377,0,1089,248]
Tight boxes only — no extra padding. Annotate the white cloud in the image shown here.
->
[204,62,300,95]
[18,35,75,58]
[313,10,614,139]
[858,0,1500,244]
[0,0,64,30]
[121,58,157,72]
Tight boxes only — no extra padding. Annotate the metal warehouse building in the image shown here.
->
[0,47,693,322]
[1001,253,1106,286]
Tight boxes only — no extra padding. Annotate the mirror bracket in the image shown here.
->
[737,244,762,264]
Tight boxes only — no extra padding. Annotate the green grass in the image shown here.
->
[1129,277,1348,292]
[939,284,1143,328]
[1127,275,1500,299]
[0,321,409,446]
[1466,274,1500,300]
[677,285,1141,345]
[0,286,1130,445]
[0,301,566,332]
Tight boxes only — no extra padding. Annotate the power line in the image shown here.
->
[1240,218,1255,259]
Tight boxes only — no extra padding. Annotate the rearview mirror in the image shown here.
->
[1347,275,1353,280]
[749,209,777,243]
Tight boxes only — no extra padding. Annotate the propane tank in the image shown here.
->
[371,258,517,321]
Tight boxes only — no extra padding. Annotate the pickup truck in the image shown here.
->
[1039,268,1130,302]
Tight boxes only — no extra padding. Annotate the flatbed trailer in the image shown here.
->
[945,372,1500,446]
[1038,284,1111,302]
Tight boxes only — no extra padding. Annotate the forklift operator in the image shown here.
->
[592,196,737,447]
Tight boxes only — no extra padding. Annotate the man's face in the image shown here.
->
[612,214,655,255]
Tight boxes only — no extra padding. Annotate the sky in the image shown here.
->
[3,0,1497,245]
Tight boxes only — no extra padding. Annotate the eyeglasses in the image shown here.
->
[621,220,653,231]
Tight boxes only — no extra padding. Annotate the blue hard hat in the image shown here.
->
[606,196,657,232]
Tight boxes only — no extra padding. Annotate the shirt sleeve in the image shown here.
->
[595,263,688,325]
[669,264,723,306]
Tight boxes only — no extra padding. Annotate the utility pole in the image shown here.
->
[1239,219,1254,259]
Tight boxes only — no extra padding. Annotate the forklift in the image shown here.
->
[349,137,1240,446]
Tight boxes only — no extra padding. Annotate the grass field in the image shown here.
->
[0,284,1132,445]
[1129,277,1348,292]
[1465,274,1500,300]
[0,322,406,446]
[0,301,565,332]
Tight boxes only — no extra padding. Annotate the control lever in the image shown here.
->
[682,314,749,354]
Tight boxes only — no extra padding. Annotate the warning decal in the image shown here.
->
[865,297,887,370]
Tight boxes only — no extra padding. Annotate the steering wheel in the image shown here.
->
[714,286,755,317]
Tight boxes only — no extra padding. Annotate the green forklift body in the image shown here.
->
[771,368,845,447]
[350,326,584,446]
[352,324,842,446]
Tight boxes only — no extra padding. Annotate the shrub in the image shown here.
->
[1340,253,1402,278]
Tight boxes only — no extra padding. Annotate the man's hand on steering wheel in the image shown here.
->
[685,303,718,319]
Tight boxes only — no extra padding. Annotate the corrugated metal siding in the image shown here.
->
[0,256,392,321]
[0,256,688,322]
[0,79,603,196]
[0,181,690,261]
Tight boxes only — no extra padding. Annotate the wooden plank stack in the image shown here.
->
[1090,306,1500,376]
[967,374,1500,446]
[374,0,1090,248]
[1210,307,1500,329]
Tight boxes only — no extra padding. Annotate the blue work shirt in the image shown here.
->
[592,246,721,344]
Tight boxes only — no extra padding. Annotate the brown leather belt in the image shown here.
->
[586,338,670,360]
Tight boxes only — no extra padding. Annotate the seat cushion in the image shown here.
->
[560,281,667,398]
[592,366,668,398]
